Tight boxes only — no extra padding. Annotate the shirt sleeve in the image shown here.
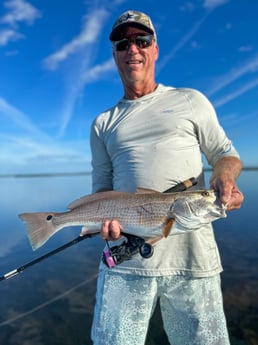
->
[186,89,240,167]
[90,120,113,193]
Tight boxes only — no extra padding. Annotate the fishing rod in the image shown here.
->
[0,177,197,282]
[163,177,197,193]
[0,233,98,282]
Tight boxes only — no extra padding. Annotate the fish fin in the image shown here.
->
[146,236,163,245]
[80,226,100,236]
[162,218,175,237]
[68,191,130,210]
[69,188,161,209]
[19,212,60,250]
[135,187,161,194]
[80,226,88,236]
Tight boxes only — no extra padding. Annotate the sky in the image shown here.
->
[0,0,258,174]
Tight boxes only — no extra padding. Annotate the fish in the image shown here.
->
[19,189,227,250]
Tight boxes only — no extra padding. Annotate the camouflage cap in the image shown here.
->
[109,10,157,41]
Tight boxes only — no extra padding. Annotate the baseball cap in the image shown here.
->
[109,10,157,41]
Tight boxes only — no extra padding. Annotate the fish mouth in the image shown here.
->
[211,200,227,218]
[212,206,227,218]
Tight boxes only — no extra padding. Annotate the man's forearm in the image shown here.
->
[210,156,243,209]
[211,156,243,183]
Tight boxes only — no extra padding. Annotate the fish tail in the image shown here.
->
[19,212,59,250]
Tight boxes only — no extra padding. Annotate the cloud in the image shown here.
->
[43,8,109,70]
[1,134,86,161]
[0,97,47,137]
[179,2,196,12]
[0,98,71,166]
[0,97,90,167]
[203,0,229,10]
[214,78,258,108]
[42,7,111,138]
[157,0,231,71]
[0,28,23,46]
[1,0,41,26]
[238,45,253,53]
[157,14,209,72]
[206,53,258,96]
[0,98,81,167]
[83,58,115,83]
[0,131,90,172]
[56,57,115,138]
[0,0,41,46]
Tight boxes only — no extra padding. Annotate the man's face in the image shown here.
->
[112,27,159,86]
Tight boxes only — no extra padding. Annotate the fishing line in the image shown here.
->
[0,274,98,327]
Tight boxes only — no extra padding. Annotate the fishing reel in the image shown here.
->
[102,233,154,268]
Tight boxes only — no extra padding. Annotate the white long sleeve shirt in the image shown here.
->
[90,84,240,277]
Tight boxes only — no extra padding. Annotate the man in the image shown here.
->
[90,10,243,345]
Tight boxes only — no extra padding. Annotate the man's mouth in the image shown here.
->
[126,60,143,65]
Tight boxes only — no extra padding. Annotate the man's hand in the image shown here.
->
[210,177,243,210]
[101,219,123,241]
[210,157,244,211]
[95,189,124,241]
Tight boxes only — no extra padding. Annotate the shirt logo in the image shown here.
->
[162,109,174,113]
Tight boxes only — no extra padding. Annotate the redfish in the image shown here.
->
[19,189,226,250]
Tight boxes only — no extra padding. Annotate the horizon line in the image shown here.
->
[0,166,257,179]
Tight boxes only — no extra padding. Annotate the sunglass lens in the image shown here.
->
[135,36,152,48]
[114,35,153,51]
[116,39,129,51]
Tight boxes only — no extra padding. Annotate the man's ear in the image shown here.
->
[113,50,118,65]
[154,43,159,61]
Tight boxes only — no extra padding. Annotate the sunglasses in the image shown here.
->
[113,35,154,51]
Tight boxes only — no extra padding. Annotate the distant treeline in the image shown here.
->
[0,167,257,179]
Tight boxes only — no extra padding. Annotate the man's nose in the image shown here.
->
[127,42,139,53]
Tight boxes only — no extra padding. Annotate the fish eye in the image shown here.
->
[46,215,53,221]
[202,191,210,197]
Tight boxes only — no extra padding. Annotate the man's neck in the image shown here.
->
[123,81,158,100]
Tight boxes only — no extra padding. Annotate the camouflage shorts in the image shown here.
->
[91,271,230,345]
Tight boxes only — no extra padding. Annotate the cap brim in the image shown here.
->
[109,22,154,41]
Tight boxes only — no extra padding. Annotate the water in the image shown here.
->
[0,171,257,345]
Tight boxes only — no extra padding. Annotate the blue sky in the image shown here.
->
[0,0,257,174]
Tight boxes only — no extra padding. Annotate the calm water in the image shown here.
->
[0,171,257,345]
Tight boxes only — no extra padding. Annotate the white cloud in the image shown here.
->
[0,97,90,167]
[238,45,253,53]
[0,133,85,160]
[42,7,111,138]
[83,58,115,83]
[179,2,195,12]
[0,0,41,46]
[191,40,201,49]
[0,98,81,168]
[203,0,229,10]
[1,0,41,26]
[157,14,209,72]
[214,78,258,108]
[0,97,47,137]
[158,0,230,71]
[0,28,23,45]
[207,54,258,96]
[43,8,109,70]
